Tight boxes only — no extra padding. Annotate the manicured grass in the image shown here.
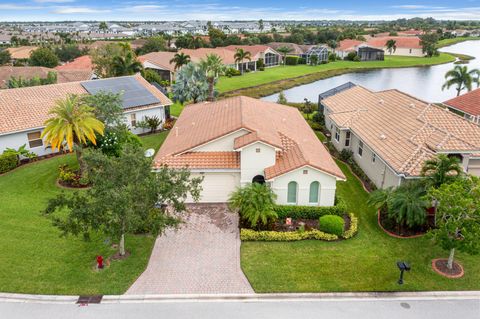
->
[217,54,455,94]
[438,37,480,48]
[240,159,480,292]
[169,101,184,117]
[140,130,169,153]
[0,133,167,295]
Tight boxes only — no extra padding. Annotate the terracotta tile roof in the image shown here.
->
[443,88,480,117]
[55,55,93,71]
[322,85,480,177]
[180,48,238,65]
[154,96,345,180]
[6,46,38,60]
[138,51,176,72]
[0,66,93,88]
[0,74,171,135]
[156,151,240,169]
[337,40,364,52]
[57,70,93,83]
[224,45,279,59]
[267,42,306,55]
[367,36,422,49]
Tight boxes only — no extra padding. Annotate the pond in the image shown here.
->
[262,40,480,103]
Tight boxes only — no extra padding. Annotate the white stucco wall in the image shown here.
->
[240,142,276,185]
[270,166,338,206]
[467,158,480,177]
[194,129,250,152]
[0,128,53,157]
[384,47,424,57]
[123,106,165,135]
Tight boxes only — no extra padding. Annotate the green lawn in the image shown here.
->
[240,159,480,292]
[217,54,455,94]
[0,132,168,295]
[438,37,480,48]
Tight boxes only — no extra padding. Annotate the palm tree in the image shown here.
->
[442,65,480,96]
[386,39,397,55]
[41,95,104,174]
[112,51,143,76]
[171,62,209,104]
[170,52,191,71]
[200,54,225,102]
[421,154,463,188]
[388,182,429,228]
[367,187,394,212]
[233,48,251,74]
[276,46,292,66]
[229,183,278,228]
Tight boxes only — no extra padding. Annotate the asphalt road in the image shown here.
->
[1,296,479,319]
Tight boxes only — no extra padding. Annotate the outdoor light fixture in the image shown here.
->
[396,261,411,285]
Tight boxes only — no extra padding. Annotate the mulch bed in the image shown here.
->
[378,211,431,238]
[57,179,90,189]
[241,214,351,233]
[432,258,464,278]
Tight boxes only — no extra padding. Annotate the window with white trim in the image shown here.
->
[345,131,351,147]
[358,141,363,157]
[130,113,136,127]
[334,127,340,142]
[27,131,43,148]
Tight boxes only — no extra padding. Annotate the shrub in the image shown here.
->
[58,164,89,187]
[274,199,347,220]
[353,56,360,62]
[308,120,323,131]
[0,152,18,174]
[342,213,358,239]
[298,57,306,64]
[339,149,353,163]
[312,112,325,126]
[163,118,175,130]
[240,228,338,241]
[319,215,345,236]
[225,68,241,77]
[256,58,264,69]
[259,67,265,71]
[345,51,357,61]
[285,55,299,65]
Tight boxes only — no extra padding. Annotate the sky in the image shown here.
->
[1,0,480,22]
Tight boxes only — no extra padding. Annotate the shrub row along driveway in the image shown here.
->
[127,204,253,294]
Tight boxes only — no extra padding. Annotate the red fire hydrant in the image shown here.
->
[97,255,104,269]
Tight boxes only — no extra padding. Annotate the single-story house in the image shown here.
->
[357,45,385,61]
[138,51,177,83]
[0,66,94,89]
[154,96,345,205]
[0,74,172,157]
[266,42,330,63]
[366,36,424,57]
[443,88,480,125]
[0,34,11,45]
[55,55,94,72]
[335,39,364,59]
[320,83,480,188]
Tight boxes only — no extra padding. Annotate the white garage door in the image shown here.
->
[187,172,240,203]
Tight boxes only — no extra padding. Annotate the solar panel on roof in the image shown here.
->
[81,77,160,109]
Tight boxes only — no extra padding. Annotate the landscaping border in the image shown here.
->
[377,210,426,239]
[432,259,465,279]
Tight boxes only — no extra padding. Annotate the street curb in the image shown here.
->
[1,291,480,304]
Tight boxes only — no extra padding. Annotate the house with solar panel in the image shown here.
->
[0,74,172,157]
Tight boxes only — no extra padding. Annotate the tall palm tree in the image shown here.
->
[388,182,428,228]
[327,40,338,54]
[234,48,251,74]
[276,46,292,66]
[41,95,104,174]
[386,39,397,55]
[200,53,225,101]
[421,154,463,188]
[112,51,143,76]
[170,52,191,71]
[442,65,480,96]
[367,187,394,212]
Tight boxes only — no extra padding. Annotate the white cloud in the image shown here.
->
[0,3,43,10]
[34,0,75,3]
[51,6,110,14]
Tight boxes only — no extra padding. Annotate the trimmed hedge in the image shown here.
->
[241,228,338,241]
[274,199,347,220]
[319,215,344,236]
[0,152,18,174]
[285,55,299,65]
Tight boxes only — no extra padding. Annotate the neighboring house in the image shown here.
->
[6,46,38,61]
[224,45,282,68]
[443,88,480,125]
[0,34,11,45]
[55,55,94,73]
[320,83,480,188]
[366,36,424,56]
[0,75,172,156]
[154,96,345,205]
[138,51,177,83]
[0,66,93,88]
[267,42,329,64]
[357,45,384,61]
[335,39,364,59]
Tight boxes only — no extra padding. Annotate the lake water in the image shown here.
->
[262,40,480,103]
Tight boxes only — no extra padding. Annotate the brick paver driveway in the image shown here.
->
[126,204,253,294]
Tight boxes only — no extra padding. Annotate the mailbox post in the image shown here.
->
[397,261,411,284]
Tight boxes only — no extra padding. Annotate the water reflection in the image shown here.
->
[262,40,480,103]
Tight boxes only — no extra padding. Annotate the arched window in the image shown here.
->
[252,175,265,185]
[287,181,298,204]
[309,181,320,204]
